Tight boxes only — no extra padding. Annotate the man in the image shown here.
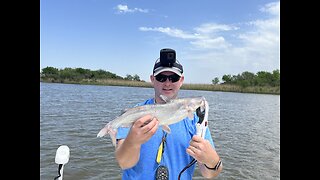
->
[115,48,222,179]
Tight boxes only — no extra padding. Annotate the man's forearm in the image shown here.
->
[114,115,158,169]
[115,139,141,169]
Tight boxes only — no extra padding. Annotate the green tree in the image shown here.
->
[125,74,133,81]
[41,66,59,76]
[256,71,272,86]
[212,77,219,85]
[41,66,59,79]
[133,74,141,81]
[222,74,232,83]
[271,69,280,86]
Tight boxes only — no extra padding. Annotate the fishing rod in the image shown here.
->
[54,145,70,180]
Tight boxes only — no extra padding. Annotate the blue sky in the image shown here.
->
[40,0,280,84]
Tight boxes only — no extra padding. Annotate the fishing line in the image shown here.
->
[178,158,197,180]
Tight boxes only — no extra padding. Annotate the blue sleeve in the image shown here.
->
[116,127,130,140]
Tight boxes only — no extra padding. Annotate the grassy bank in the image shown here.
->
[40,78,280,95]
[181,83,279,95]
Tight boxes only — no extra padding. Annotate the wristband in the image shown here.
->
[204,159,222,171]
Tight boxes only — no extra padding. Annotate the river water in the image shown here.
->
[40,82,280,180]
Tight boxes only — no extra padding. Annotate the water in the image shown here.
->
[40,82,280,180]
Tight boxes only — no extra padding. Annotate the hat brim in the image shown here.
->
[153,67,182,76]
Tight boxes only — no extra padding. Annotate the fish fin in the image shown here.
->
[97,122,118,146]
[97,126,108,137]
[108,129,117,146]
[162,125,171,134]
[119,108,129,115]
[160,95,171,103]
[187,112,194,119]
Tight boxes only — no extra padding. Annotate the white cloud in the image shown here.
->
[139,1,280,83]
[116,4,148,14]
[235,1,280,66]
[139,25,234,49]
[139,27,197,39]
[190,37,229,49]
[260,1,280,16]
[194,23,238,34]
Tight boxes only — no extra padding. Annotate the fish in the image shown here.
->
[97,95,208,146]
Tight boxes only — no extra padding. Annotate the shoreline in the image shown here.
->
[40,79,280,95]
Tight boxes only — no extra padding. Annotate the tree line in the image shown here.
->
[213,69,280,87]
[40,66,279,87]
[40,67,143,81]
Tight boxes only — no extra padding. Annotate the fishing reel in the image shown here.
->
[156,165,169,180]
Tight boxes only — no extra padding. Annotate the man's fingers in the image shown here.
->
[142,117,158,134]
[191,135,203,142]
[186,146,200,158]
[149,119,159,134]
[133,114,153,127]
[189,140,201,149]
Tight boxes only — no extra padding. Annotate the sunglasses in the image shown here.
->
[155,74,181,83]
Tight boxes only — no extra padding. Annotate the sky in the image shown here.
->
[40,0,280,84]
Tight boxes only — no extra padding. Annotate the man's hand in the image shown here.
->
[125,114,159,146]
[186,135,218,165]
[186,135,222,178]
